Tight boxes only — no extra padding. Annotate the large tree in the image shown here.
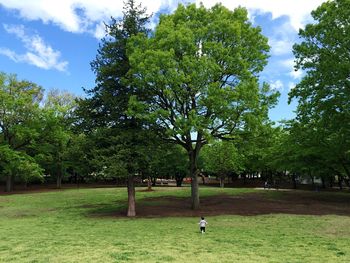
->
[127,3,277,209]
[77,0,151,216]
[290,0,350,180]
[0,72,43,191]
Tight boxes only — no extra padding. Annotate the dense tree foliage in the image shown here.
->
[201,141,243,188]
[289,0,350,183]
[34,89,77,188]
[0,72,44,191]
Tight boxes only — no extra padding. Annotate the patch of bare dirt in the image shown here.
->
[94,191,350,218]
[0,184,120,195]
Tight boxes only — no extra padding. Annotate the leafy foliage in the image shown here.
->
[290,0,350,180]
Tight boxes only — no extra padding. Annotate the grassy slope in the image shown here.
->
[0,187,349,263]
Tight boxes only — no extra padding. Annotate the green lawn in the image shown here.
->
[0,187,349,262]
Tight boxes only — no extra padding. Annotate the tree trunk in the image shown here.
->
[151,177,156,187]
[56,172,62,189]
[291,173,297,189]
[329,175,334,188]
[189,150,199,210]
[56,160,64,188]
[191,174,199,209]
[321,177,326,189]
[127,175,136,217]
[338,175,343,190]
[243,173,247,185]
[175,174,184,187]
[309,169,314,186]
[219,175,224,188]
[147,176,152,191]
[342,163,350,179]
[5,175,13,192]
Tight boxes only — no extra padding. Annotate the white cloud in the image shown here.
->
[287,82,295,91]
[0,0,181,37]
[269,39,293,56]
[278,58,303,80]
[93,22,106,39]
[289,69,303,79]
[0,1,326,36]
[197,0,325,31]
[198,1,326,58]
[280,58,295,69]
[270,80,283,91]
[1,24,68,71]
[0,47,19,61]
[268,22,297,56]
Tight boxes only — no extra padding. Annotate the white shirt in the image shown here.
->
[199,219,208,227]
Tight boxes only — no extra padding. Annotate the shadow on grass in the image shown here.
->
[85,191,350,218]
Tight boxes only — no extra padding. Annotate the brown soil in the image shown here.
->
[2,185,349,218]
[0,184,120,195]
[97,190,350,218]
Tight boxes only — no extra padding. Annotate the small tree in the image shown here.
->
[201,141,242,188]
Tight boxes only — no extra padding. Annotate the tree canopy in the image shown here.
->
[290,0,350,180]
[127,3,278,208]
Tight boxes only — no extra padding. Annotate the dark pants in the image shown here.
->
[200,227,206,232]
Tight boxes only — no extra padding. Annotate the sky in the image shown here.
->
[0,0,327,122]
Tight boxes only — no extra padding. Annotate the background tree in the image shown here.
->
[77,0,152,216]
[148,143,188,188]
[0,72,43,191]
[128,3,277,209]
[290,0,350,183]
[201,141,243,188]
[33,89,77,188]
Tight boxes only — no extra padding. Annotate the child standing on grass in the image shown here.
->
[198,217,208,233]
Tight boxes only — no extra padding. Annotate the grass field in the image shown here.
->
[0,187,349,262]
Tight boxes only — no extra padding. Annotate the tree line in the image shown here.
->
[1,0,349,216]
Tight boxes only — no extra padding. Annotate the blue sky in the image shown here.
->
[0,0,327,122]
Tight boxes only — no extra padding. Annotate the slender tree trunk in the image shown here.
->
[345,179,350,187]
[338,175,343,190]
[321,177,326,189]
[191,174,199,209]
[189,150,199,210]
[200,173,205,185]
[56,160,64,188]
[147,176,152,191]
[5,175,13,192]
[291,173,297,189]
[329,175,334,188]
[219,175,224,188]
[175,174,184,187]
[309,169,314,186]
[127,175,136,217]
[342,163,350,178]
[243,173,247,185]
[56,171,62,189]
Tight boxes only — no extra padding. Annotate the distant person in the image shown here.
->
[198,217,208,233]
